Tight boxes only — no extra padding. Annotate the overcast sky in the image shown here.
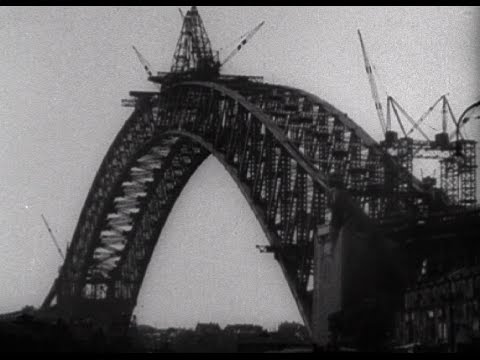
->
[0,6,478,330]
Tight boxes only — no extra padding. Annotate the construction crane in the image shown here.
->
[389,96,431,142]
[358,30,387,136]
[455,99,480,137]
[41,214,65,261]
[137,7,265,85]
[450,99,480,159]
[132,45,154,78]
[40,215,67,310]
[407,94,448,137]
[221,21,265,67]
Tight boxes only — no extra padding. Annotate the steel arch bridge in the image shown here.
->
[43,79,439,333]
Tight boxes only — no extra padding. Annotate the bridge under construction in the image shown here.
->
[6,6,480,352]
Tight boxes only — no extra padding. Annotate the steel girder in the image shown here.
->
[51,80,435,331]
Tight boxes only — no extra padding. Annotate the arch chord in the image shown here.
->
[52,80,437,332]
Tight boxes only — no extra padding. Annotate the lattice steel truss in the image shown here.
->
[45,79,441,333]
[382,94,478,210]
[458,140,477,206]
[440,157,460,204]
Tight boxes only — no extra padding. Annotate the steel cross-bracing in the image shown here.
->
[45,79,443,334]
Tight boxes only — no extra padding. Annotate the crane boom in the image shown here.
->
[41,214,64,260]
[407,94,447,137]
[221,21,265,66]
[449,99,480,140]
[132,45,154,77]
[358,30,387,135]
[391,97,430,141]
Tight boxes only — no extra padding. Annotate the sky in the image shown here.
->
[0,6,479,330]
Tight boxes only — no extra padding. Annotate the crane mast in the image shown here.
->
[358,30,387,135]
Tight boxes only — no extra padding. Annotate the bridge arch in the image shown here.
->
[47,80,433,333]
